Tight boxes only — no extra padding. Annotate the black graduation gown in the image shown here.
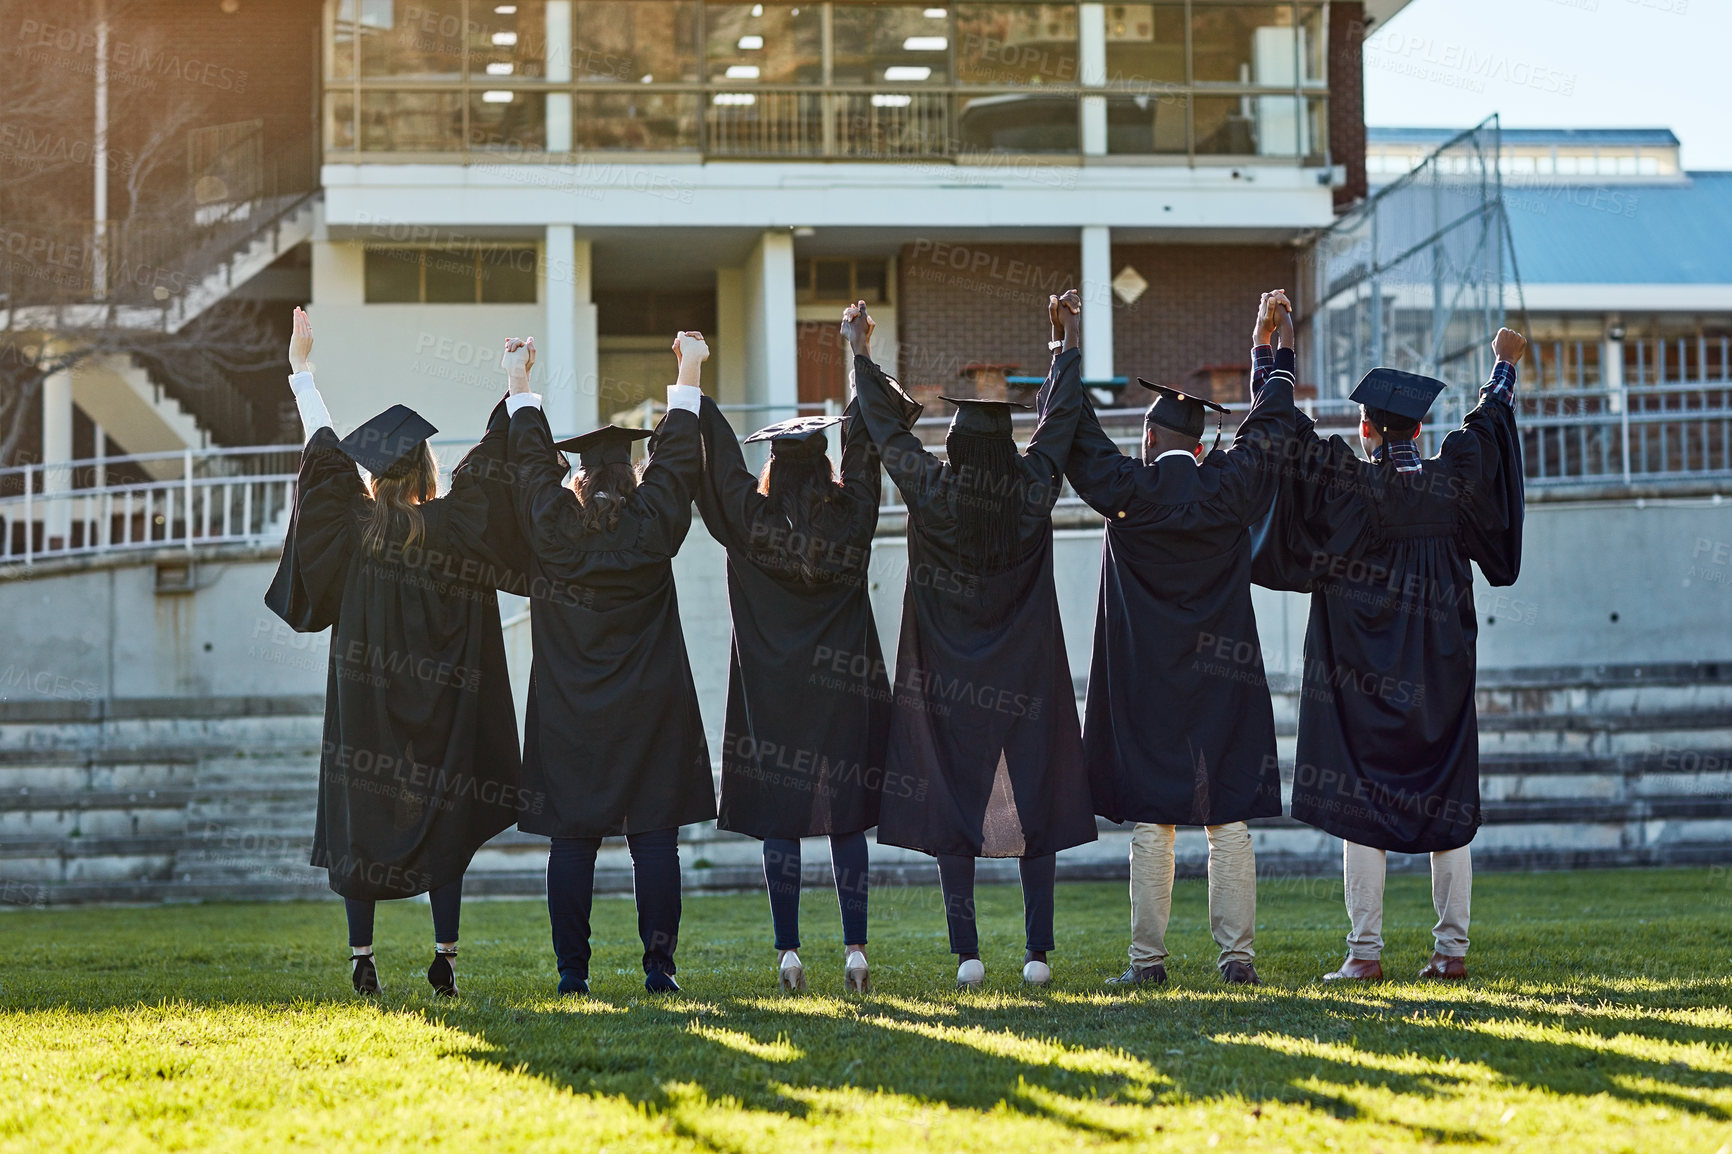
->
[263,404,527,902]
[507,402,716,839]
[1251,379,1524,853]
[694,394,889,840]
[853,349,1096,859]
[1067,348,1296,826]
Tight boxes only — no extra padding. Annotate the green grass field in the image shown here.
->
[4,868,1732,1152]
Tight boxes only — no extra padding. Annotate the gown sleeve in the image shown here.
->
[441,396,535,590]
[1443,361,1525,586]
[507,402,586,553]
[1062,358,1138,518]
[836,394,883,514]
[264,426,363,632]
[1211,345,1297,525]
[852,352,947,511]
[632,406,703,557]
[1021,347,1083,507]
[1249,402,1364,594]
[694,393,765,551]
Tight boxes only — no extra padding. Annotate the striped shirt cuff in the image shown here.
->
[1483,360,1518,405]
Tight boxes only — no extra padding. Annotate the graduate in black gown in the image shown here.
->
[265,308,527,998]
[694,372,888,993]
[503,332,715,996]
[1066,291,1296,989]
[1252,324,1528,982]
[848,293,1096,990]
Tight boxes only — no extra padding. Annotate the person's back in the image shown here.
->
[1254,327,1527,982]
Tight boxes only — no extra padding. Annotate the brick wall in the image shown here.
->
[1111,244,1301,402]
[1329,0,1368,212]
[896,240,1081,393]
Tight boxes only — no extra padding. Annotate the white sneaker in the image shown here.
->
[956,958,985,989]
[844,950,870,993]
[778,951,806,992]
[1022,960,1052,987]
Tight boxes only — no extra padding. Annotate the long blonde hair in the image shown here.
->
[362,442,438,555]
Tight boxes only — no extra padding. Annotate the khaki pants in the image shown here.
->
[1129,822,1256,970]
[1343,840,1472,960]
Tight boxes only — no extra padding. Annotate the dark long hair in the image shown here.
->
[945,431,1023,574]
[756,452,845,584]
[571,460,639,534]
[362,443,438,556]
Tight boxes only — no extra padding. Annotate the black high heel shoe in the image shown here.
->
[351,953,381,996]
[428,946,459,997]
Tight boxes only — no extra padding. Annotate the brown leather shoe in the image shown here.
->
[1220,960,1261,986]
[1322,956,1383,982]
[1419,952,1467,980]
[1106,963,1167,986]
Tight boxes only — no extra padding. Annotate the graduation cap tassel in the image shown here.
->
[1212,409,1224,453]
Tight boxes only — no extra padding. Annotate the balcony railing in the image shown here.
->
[5,380,1726,569]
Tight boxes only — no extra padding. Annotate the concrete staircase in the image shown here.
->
[1,662,1728,907]
[71,354,209,471]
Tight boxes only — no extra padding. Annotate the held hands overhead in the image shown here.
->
[1049,289,1081,351]
[840,300,875,359]
[673,331,709,388]
[1254,291,1294,350]
[502,336,536,395]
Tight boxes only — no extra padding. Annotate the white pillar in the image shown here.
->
[1078,3,1108,158]
[545,0,572,153]
[542,226,597,437]
[715,267,747,413]
[744,230,798,425]
[1080,225,1114,385]
[42,366,74,544]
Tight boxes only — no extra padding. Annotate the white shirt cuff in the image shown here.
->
[666,384,702,415]
[505,392,543,416]
[288,373,333,441]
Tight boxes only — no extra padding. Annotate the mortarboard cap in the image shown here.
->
[337,405,438,476]
[1349,367,1446,425]
[554,424,653,470]
[745,414,842,459]
[940,395,1030,439]
[1139,379,1228,441]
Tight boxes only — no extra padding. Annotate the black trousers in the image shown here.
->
[935,853,1056,956]
[344,876,463,949]
[547,828,681,982]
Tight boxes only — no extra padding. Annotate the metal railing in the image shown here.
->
[2,382,1726,567]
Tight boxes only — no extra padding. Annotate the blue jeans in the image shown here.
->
[762,832,869,951]
[345,876,463,948]
[547,828,681,982]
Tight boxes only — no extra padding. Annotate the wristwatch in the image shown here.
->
[1048,339,1064,351]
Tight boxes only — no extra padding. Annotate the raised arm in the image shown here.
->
[285,306,333,442]
[1213,292,1298,522]
[694,392,764,550]
[1445,327,1527,585]
[836,393,882,513]
[844,300,946,507]
[501,335,589,549]
[631,332,707,555]
[1022,290,1085,497]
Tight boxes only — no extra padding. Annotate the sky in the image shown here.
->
[1363,0,1731,170]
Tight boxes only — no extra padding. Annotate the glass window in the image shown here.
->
[572,92,701,149]
[573,1,700,84]
[706,90,824,155]
[360,91,465,151]
[358,0,464,79]
[468,0,548,79]
[831,91,949,157]
[1191,94,1254,154]
[326,92,357,150]
[1298,4,1324,85]
[854,258,888,302]
[954,93,1077,153]
[1102,4,1185,86]
[705,4,822,85]
[332,0,358,78]
[468,90,547,150]
[364,248,423,302]
[480,247,538,302]
[814,259,852,298]
[1191,3,1298,85]
[954,4,1078,84]
[1105,93,1187,155]
[832,5,950,86]
[1192,92,1319,156]
[425,248,478,302]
